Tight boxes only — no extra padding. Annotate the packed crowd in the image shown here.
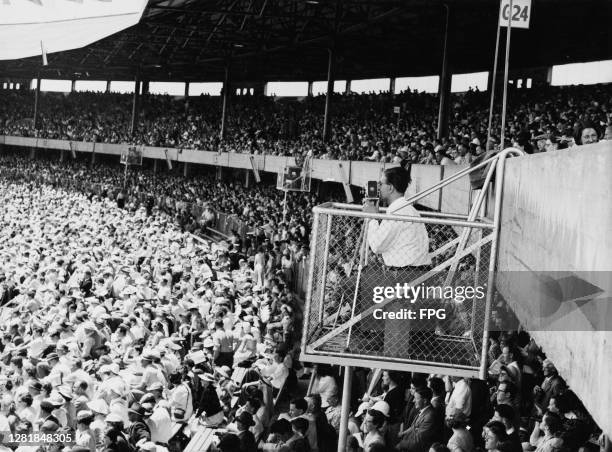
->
[0,152,603,452]
[0,154,318,265]
[0,156,312,452]
[0,83,610,163]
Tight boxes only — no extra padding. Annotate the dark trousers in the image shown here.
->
[215,351,234,367]
[354,263,436,360]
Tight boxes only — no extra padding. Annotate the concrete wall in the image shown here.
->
[497,141,612,434]
[0,135,472,214]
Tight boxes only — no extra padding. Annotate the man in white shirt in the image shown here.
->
[143,401,173,446]
[360,167,432,357]
[445,376,472,419]
[139,353,167,391]
[367,167,431,268]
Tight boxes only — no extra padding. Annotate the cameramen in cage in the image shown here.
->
[366,167,431,269]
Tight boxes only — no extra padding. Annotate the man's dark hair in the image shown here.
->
[485,421,508,441]
[218,433,241,452]
[246,397,261,411]
[415,387,433,402]
[428,377,445,396]
[542,412,563,435]
[290,398,308,414]
[169,371,183,385]
[20,393,33,407]
[383,167,411,194]
[494,403,515,423]
[411,374,427,390]
[291,417,309,435]
[269,419,292,435]
[366,409,386,429]
[105,428,120,443]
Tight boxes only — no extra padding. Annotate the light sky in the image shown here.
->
[30,59,612,96]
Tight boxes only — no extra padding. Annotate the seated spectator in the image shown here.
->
[363,409,387,452]
[288,417,312,452]
[483,421,508,452]
[280,398,318,452]
[262,419,293,452]
[526,412,564,452]
[579,126,599,145]
[533,360,565,416]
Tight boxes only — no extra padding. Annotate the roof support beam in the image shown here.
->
[220,62,231,141]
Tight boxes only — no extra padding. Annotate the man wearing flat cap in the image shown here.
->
[127,403,152,448]
[37,399,60,430]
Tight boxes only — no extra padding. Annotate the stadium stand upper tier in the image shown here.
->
[1,83,610,162]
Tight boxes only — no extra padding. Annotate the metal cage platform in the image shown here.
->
[300,149,523,378]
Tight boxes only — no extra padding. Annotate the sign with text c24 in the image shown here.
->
[499,0,531,29]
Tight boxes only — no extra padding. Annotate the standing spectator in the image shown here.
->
[397,388,440,452]
[445,377,471,420]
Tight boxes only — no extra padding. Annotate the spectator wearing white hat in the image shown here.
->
[75,409,96,452]
[96,363,126,404]
[139,352,166,392]
[87,398,110,450]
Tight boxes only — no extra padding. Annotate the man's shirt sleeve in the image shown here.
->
[367,219,399,255]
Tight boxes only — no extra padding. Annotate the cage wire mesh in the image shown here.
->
[302,206,494,375]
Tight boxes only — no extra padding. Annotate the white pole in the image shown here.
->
[337,366,353,452]
[499,0,513,150]
[486,0,503,151]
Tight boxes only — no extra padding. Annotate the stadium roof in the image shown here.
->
[0,0,610,83]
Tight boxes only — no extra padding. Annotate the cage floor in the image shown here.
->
[312,329,480,367]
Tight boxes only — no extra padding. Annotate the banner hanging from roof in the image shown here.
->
[0,0,148,61]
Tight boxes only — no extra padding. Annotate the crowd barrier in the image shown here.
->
[0,135,474,215]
